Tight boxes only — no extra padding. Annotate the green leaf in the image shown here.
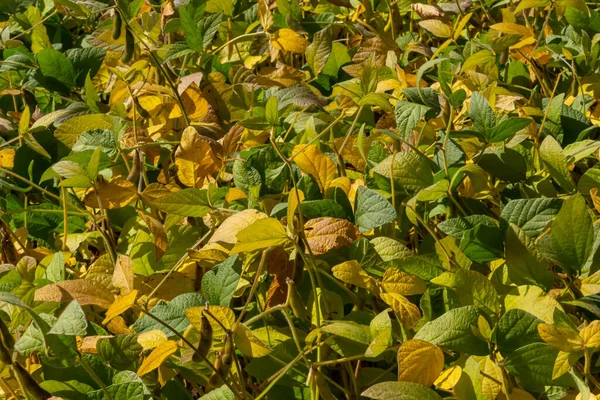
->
[504,343,572,392]
[233,159,262,191]
[505,224,554,290]
[414,306,488,355]
[117,0,143,20]
[231,218,290,254]
[539,136,575,192]
[362,381,443,400]
[372,153,434,191]
[459,224,504,263]
[42,252,65,283]
[469,92,496,133]
[478,147,527,182]
[200,13,223,49]
[48,300,88,336]
[132,293,205,337]
[148,189,211,217]
[487,118,531,142]
[354,186,397,233]
[36,48,76,88]
[394,101,430,140]
[431,269,498,315]
[300,199,348,220]
[179,0,206,51]
[40,380,95,400]
[501,198,562,237]
[202,255,242,307]
[88,381,144,400]
[199,384,235,400]
[306,28,332,76]
[438,215,497,239]
[496,309,544,355]
[97,334,143,370]
[550,194,595,272]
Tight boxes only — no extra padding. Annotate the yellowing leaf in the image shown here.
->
[271,28,309,53]
[332,261,379,294]
[304,217,360,255]
[83,177,138,209]
[380,293,421,328]
[453,12,473,40]
[102,290,138,324]
[137,330,169,350]
[418,20,453,38]
[174,127,223,188]
[209,209,269,246]
[231,218,290,254]
[538,324,584,352]
[434,365,462,390]
[186,305,235,339]
[0,149,15,168]
[234,324,271,358]
[112,254,134,294]
[34,279,114,308]
[580,320,600,349]
[54,114,113,147]
[292,144,337,192]
[137,340,179,376]
[397,339,444,386]
[381,269,425,296]
[490,22,532,37]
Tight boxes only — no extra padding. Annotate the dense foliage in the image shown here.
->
[2,0,600,398]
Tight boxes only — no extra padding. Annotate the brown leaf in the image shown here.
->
[304,217,360,255]
[220,124,245,156]
[34,279,115,308]
[256,63,306,87]
[410,3,445,19]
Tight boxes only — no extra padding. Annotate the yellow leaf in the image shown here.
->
[292,144,337,192]
[381,269,426,296]
[453,12,473,40]
[186,305,235,339]
[102,290,138,325]
[304,217,360,255]
[552,350,581,379]
[78,335,109,354]
[581,269,600,296]
[174,126,223,188]
[381,293,421,328]
[226,187,247,203]
[271,28,309,53]
[19,105,30,135]
[34,279,114,309]
[478,356,503,400]
[538,324,584,352]
[418,20,453,38]
[231,218,290,254]
[169,84,209,120]
[332,261,379,294]
[209,209,269,247]
[580,320,600,349]
[138,330,169,351]
[397,339,444,386]
[234,324,271,358]
[83,177,138,209]
[434,365,462,390]
[287,188,305,231]
[137,340,179,376]
[0,149,15,168]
